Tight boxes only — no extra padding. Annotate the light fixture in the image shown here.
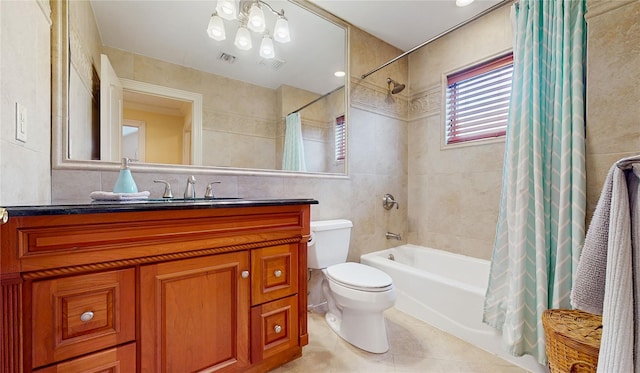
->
[234,25,252,50]
[273,15,290,43]
[207,0,291,58]
[259,34,275,59]
[247,2,266,33]
[334,71,346,77]
[456,0,475,7]
[207,13,226,41]
[216,0,237,20]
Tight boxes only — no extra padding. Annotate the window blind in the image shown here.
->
[446,54,513,144]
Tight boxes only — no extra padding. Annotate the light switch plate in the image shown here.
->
[15,102,27,143]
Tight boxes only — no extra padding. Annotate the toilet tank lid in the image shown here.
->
[310,219,353,231]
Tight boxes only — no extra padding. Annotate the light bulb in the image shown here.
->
[259,34,275,59]
[247,3,266,33]
[456,0,475,7]
[273,16,290,43]
[216,0,237,20]
[206,14,226,41]
[234,26,252,50]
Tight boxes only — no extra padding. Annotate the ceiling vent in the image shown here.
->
[217,52,237,64]
[258,57,286,71]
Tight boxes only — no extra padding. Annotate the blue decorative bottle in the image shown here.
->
[113,158,138,193]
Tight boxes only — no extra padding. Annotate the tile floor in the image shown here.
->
[272,308,531,373]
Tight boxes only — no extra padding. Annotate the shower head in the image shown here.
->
[387,78,406,94]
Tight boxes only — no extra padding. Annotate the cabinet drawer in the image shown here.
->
[33,343,136,373]
[251,295,299,362]
[32,268,136,368]
[251,244,299,305]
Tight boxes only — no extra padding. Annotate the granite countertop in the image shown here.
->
[2,198,319,216]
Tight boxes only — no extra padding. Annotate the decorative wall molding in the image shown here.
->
[349,77,408,121]
[586,0,637,19]
[409,85,442,120]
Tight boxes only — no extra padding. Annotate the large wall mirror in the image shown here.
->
[52,0,348,176]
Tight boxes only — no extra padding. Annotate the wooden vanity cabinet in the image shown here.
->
[0,203,312,373]
[140,251,251,373]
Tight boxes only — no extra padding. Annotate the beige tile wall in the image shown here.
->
[0,0,51,205]
[406,4,512,260]
[584,0,640,218]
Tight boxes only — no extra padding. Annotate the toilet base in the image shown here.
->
[325,309,390,353]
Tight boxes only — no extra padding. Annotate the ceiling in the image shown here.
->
[89,0,504,95]
[309,0,504,52]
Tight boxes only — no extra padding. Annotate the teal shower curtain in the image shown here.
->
[483,0,586,364]
[282,112,307,171]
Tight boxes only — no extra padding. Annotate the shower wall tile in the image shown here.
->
[585,0,640,221]
[406,4,511,260]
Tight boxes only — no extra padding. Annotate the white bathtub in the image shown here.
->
[361,244,544,373]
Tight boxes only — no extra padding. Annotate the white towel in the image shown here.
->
[90,191,150,201]
[570,156,639,373]
[596,165,635,372]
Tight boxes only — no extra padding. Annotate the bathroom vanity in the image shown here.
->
[0,199,316,372]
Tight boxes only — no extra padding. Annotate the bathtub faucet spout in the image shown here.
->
[385,232,402,240]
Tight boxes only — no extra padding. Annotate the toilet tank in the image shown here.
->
[308,219,353,269]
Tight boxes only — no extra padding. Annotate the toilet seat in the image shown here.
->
[325,262,393,292]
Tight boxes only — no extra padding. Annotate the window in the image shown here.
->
[335,114,346,161]
[445,53,513,145]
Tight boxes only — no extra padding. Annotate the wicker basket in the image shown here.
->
[542,309,602,373]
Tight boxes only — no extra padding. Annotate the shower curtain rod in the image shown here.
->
[287,85,345,116]
[361,0,514,80]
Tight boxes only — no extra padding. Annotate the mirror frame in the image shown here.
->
[51,0,350,177]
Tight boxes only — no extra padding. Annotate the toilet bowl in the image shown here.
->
[308,220,396,353]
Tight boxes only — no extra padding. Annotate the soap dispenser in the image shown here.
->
[113,158,138,193]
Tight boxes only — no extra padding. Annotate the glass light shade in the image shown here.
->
[247,4,266,33]
[455,0,474,6]
[234,26,252,50]
[259,35,275,59]
[206,14,226,41]
[273,17,290,43]
[216,0,237,20]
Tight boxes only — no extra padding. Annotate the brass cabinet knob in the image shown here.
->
[274,269,283,278]
[80,311,94,322]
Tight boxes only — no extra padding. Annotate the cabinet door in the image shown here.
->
[251,244,299,305]
[33,343,135,373]
[251,295,299,362]
[31,269,136,368]
[140,251,250,373]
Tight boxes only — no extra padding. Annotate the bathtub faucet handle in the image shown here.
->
[383,194,399,210]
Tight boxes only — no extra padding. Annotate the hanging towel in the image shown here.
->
[570,166,614,314]
[90,191,150,201]
[571,155,640,372]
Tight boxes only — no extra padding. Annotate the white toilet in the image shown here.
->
[308,219,396,353]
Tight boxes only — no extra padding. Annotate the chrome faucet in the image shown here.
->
[385,232,402,240]
[154,180,173,198]
[204,182,221,200]
[184,176,196,199]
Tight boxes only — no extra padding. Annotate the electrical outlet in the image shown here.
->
[15,102,27,143]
